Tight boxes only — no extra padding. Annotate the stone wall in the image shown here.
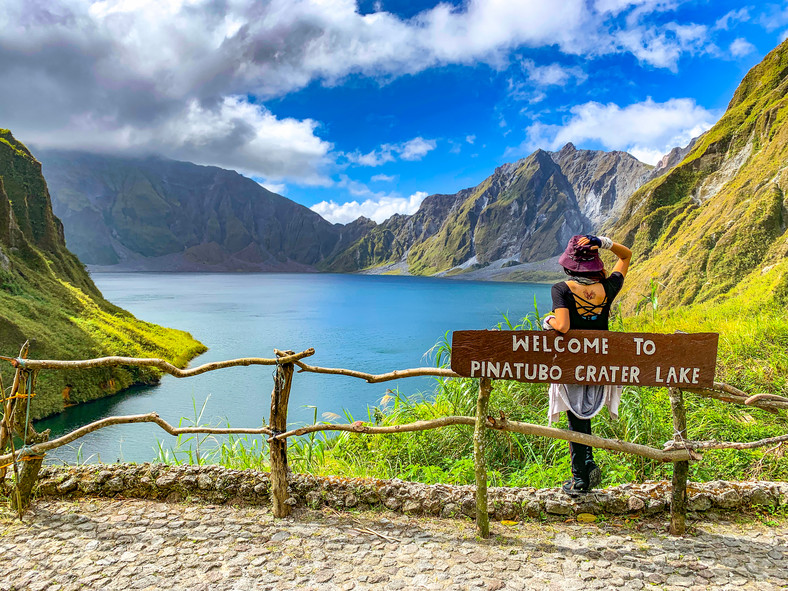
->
[20,464,788,520]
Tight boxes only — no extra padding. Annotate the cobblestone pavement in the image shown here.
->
[0,498,786,591]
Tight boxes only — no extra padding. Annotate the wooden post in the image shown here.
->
[474,377,492,538]
[0,344,50,515]
[269,350,295,518]
[0,342,29,474]
[669,387,688,535]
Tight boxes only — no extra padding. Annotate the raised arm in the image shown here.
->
[610,241,632,277]
[578,235,632,277]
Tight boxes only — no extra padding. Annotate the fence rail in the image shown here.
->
[1,342,787,536]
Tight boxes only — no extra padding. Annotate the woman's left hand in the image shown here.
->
[578,235,599,250]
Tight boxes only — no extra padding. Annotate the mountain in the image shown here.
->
[0,131,205,419]
[550,142,653,226]
[321,145,653,275]
[39,142,674,279]
[39,151,364,271]
[607,39,788,310]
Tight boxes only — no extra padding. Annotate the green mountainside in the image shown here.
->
[0,131,205,419]
[40,151,364,271]
[321,146,652,275]
[408,150,589,274]
[608,38,788,312]
[40,145,653,277]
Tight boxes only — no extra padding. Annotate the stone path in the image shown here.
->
[0,498,786,591]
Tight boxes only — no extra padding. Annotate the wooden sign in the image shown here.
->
[451,330,718,388]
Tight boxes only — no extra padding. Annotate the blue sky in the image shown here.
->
[1,1,786,224]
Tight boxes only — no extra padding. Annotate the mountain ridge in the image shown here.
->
[320,144,655,276]
[606,37,788,311]
[40,150,367,272]
[0,131,205,419]
[40,140,684,279]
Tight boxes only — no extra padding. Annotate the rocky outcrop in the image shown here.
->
[606,38,788,309]
[29,464,788,519]
[550,142,652,226]
[323,145,656,276]
[0,131,204,419]
[649,138,697,180]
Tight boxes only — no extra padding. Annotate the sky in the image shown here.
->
[1,1,786,225]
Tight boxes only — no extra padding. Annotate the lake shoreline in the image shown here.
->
[36,273,553,464]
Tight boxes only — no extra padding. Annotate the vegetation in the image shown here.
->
[0,130,205,419]
[153,288,788,488]
[308,299,788,487]
[607,38,788,312]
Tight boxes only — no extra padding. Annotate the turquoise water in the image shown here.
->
[36,273,552,463]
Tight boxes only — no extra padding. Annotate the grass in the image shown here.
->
[153,289,788,489]
[0,130,205,420]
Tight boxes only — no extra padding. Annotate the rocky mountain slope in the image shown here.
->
[39,141,680,280]
[607,38,788,311]
[0,131,204,419]
[40,151,366,271]
[321,145,653,275]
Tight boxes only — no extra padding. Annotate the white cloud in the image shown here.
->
[628,147,669,165]
[614,22,709,71]
[399,137,437,160]
[782,29,788,42]
[520,59,588,86]
[730,38,757,57]
[715,8,750,30]
[25,96,333,185]
[522,98,717,165]
[0,0,717,177]
[346,137,436,167]
[258,180,287,195]
[466,135,476,144]
[594,0,680,17]
[346,149,396,167]
[758,5,788,32]
[311,191,429,224]
[371,173,396,182]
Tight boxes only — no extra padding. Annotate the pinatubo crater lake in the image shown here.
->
[38,273,552,463]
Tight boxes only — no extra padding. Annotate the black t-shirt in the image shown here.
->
[551,272,625,331]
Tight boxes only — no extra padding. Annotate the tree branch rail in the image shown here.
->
[0,351,785,492]
[0,413,272,466]
[0,349,315,377]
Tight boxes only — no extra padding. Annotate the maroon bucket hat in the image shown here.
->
[558,235,604,273]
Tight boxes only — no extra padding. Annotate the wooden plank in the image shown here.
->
[451,330,718,388]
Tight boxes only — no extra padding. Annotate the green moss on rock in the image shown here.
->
[0,131,205,420]
[608,38,788,313]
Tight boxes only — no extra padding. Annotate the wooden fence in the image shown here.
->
[1,342,788,537]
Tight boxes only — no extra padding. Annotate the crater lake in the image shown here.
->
[37,273,552,463]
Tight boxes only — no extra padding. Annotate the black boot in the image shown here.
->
[562,477,589,497]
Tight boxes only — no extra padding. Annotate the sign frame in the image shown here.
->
[450,330,718,388]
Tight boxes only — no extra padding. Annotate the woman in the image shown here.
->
[542,234,632,496]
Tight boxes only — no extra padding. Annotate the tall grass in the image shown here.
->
[155,298,788,487]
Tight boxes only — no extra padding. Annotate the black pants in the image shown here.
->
[567,411,595,483]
